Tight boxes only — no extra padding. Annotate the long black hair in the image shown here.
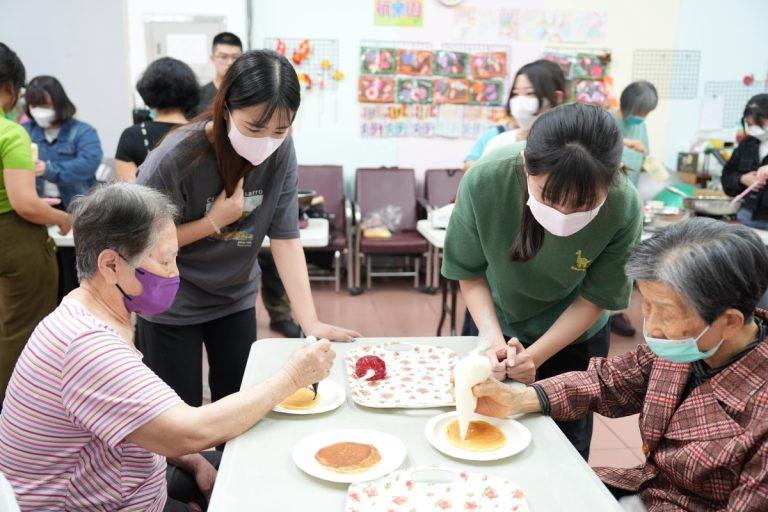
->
[194,49,301,196]
[510,103,623,262]
[25,75,76,124]
[505,59,566,117]
[0,43,25,110]
[742,93,768,133]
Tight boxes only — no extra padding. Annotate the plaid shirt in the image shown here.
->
[537,335,768,511]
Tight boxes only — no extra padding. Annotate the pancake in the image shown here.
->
[280,387,321,410]
[315,442,382,473]
[446,420,506,452]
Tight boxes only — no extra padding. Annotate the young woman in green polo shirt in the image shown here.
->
[442,103,642,459]
[0,43,71,407]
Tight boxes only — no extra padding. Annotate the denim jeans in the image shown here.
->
[737,208,768,231]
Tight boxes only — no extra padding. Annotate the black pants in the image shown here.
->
[462,310,610,460]
[137,308,256,407]
[164,450,222,512]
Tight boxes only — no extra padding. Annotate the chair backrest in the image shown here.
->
[424,168,464,208]
[356,167,418,231]
[298,165,345,233]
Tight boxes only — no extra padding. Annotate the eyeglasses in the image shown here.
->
[213,53,241,63]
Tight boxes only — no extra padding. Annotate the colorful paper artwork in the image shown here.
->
[360,104,436,138]
[573,53,608,80]
[434,50,469,78]
[470,80,504,105]
[462,106,507,139]
[358,76,396,103]
[396,49,433,76]
[396,79,433,104]
[434,79,470,104]
[499,9,606,44]
[374,0,424,27]
[543,52,575,80]
[574,79,608,106]
[360,47,396,75]
[470,52,507,79]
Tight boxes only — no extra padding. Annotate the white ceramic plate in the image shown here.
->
[292,428,407,484]
[272,379,346,415]
[425,411,532,462]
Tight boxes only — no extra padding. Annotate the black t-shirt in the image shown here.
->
[115,121,180,166]
[192,82,217,117]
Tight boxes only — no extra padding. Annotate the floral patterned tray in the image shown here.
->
[346,467,530,511]
[345,342,458,408]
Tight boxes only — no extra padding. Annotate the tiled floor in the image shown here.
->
[207,277,647,468]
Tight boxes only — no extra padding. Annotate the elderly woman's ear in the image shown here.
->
[96,250,121,284]
[720,308,748,340]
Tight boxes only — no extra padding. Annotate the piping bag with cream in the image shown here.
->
[305,336,320,398]
[453,338,492,440]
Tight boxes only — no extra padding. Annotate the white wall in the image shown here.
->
[3,0,132,156]
[248,0,681,190]
[126,0,248,94]
[666,0,768,168]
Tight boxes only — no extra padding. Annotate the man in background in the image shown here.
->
[194,31,301,338]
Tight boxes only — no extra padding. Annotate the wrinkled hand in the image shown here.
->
[304,321,360,343]
[192,457,217,504]
[502,338,536,384]
[208,177,245,227]
[757,165,768,185]
[472,378,526,418]
[56,214,72,236]
[282,339,335,389]
[34,160,46,177]
[624,139,647,154]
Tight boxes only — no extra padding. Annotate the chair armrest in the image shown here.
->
[345,198,355,238]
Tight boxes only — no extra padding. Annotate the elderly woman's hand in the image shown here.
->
[282,339,335,389]
[192,457,217,504]
[473,379,542,418]
[501,338,536,384]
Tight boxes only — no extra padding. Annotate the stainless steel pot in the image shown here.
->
[665,186,741,217]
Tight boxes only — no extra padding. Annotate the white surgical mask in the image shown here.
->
[526,184,604,237]
[30,107,55,128]
[509,96,541,130]
[227,109,286,166]
[746,124,768,142]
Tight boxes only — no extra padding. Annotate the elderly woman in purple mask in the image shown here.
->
[0,183,335,512]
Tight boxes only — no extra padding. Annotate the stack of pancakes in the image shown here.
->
[315,442,382,473]
[446,419,506,452]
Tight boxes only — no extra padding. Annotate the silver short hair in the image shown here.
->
[620,80,658,118]
[626,218,768,323]
[69,183,178,281]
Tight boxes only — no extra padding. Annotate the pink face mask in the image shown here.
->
[526,184,605,237]
[227,110,286,166]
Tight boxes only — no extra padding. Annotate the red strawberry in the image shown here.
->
[355,355,387,381]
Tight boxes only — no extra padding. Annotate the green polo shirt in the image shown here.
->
[0,112,35,214]
[442,142,642,344]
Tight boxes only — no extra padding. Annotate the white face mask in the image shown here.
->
[227,110,286,166]
[509,96,540,130]
[746,124,768,142]
[526,183,605,237]
[30,107,55,128]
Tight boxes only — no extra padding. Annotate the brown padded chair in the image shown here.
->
[353,167,428,293]
[298,165,352,292]
[423,168,465,208]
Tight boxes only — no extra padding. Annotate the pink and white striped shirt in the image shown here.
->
[0,299,182,511]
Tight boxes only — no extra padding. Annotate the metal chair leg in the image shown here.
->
[366,255,372,289]
[334,250,341,292]
[414,255,420,288]
[425,247,432,289]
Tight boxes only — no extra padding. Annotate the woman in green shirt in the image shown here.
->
[442,103,642,459]
[0,43,70,407]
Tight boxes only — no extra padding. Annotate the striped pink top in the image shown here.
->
[0,299,182,511]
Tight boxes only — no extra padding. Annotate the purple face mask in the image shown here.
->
[117,266,180,316]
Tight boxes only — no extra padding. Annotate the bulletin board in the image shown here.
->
[543,47,615,108]
[702,81,768,129]
[357,40,511,139]
[632,49,700,100]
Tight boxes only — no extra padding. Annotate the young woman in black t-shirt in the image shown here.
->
[115,57,199,182]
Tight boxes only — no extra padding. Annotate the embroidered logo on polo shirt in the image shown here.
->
[571,250,591,272]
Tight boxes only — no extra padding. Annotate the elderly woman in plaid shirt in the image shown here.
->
[473,218,768,511]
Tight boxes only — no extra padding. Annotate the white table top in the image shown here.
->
[208,337,621,512]
[48,218,330,249]
[417,219,446,249]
